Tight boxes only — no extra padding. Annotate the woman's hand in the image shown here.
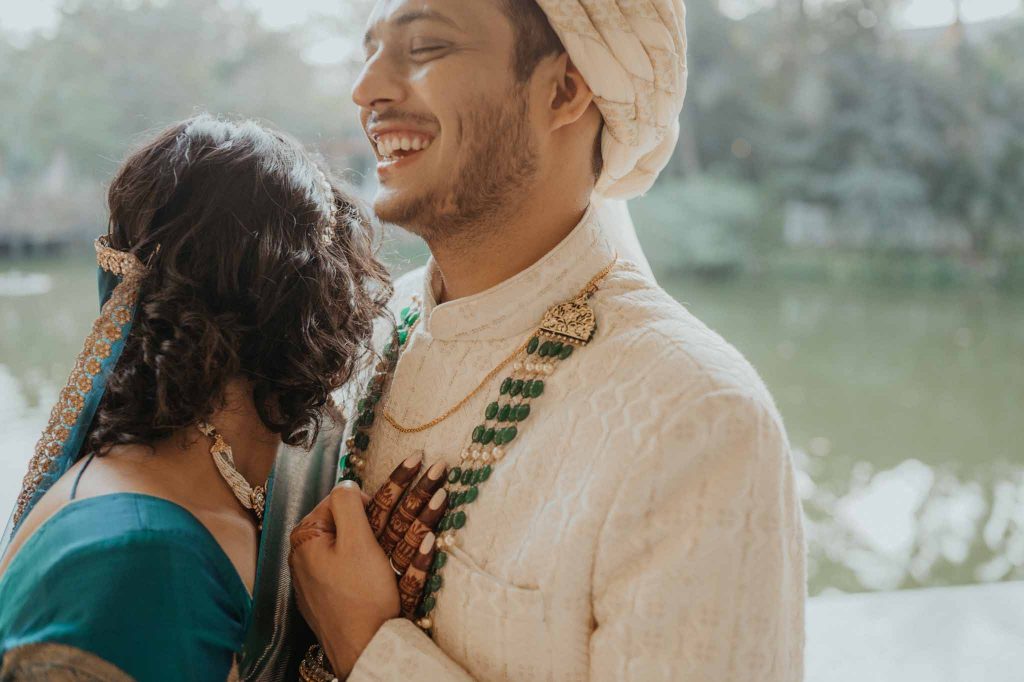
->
[367,456,448,610]
[289,454,447,675]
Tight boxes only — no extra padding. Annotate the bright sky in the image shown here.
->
[1,0,1022,60]
[900,0,1022,25]
[719,0,1023,25]
[0,0,350,36]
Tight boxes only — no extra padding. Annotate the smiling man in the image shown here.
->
[285,1,806,680]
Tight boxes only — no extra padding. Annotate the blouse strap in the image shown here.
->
[69,453,98,501]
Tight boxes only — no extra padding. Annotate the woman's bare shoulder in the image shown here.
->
[3,447,258,592]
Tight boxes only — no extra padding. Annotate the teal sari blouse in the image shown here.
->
[0,493,252,681]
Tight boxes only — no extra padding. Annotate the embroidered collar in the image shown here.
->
[416,203,617,342]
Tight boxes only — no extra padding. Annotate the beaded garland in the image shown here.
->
[336,297,424,489]
[338,259,614,633]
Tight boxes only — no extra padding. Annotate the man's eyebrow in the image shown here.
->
[363,9,462,47]
[393,9,462,30]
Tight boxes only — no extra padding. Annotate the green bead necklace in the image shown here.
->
[338,257,616,633]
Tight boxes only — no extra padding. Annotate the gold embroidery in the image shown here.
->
[92,339,112,359]
[11,238,148,527]
[74,372,93,393]
[111,306,132,325]
[0,641,136,681]
[99,319,121,342]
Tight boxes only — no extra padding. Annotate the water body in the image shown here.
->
[1,255,1021,595]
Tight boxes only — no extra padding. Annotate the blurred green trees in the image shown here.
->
[644,0,1024,283]
[0,0,353,180]
[1,0,1022,284]
[0,0,366,247]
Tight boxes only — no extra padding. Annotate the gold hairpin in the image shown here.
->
[316,167,337,245]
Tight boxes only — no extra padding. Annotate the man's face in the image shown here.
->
[354,0,539,240]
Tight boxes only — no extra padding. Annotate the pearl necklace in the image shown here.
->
[197,421,268,528]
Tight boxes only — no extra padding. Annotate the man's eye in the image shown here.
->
[410,39,449,56]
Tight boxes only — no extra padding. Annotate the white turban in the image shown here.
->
[535,0,688,199]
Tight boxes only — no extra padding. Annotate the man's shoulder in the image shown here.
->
[590,266,779,416]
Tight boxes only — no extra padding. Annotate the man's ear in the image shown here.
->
[547,53,594,131]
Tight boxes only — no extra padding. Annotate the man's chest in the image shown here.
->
[348,358,614,680]
[347,332,621,580]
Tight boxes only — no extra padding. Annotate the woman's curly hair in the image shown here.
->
[87,114,392,452]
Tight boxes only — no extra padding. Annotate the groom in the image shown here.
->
[261,1,805,680]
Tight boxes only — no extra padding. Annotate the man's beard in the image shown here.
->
[375,89,538,244]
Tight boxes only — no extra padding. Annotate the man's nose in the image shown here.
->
[352,51,405,110]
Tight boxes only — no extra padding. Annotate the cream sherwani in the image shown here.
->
[348,204,806,681]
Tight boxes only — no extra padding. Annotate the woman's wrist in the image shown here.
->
[323,641,353,679]
[321,621,383,679]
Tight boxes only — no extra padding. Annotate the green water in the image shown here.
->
[2,255,1022,595]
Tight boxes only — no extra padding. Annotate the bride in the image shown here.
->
[0,114,415,680]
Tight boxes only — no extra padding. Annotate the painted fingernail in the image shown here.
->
[426,460,446,480]
[420,532,436,553]
[403,452,423,468]
[428,489,446,510]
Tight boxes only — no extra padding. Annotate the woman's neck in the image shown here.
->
[203,379,279,486]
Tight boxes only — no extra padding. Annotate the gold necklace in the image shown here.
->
[197,421,268,527]
[379,256,618,435]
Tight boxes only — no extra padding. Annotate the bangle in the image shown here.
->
[299,645,338,682]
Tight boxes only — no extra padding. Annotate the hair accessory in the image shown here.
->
[316,166,338,245]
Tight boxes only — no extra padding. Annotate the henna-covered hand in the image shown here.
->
[378,460,446,555]
[363,458,448,622]
[290,454,448,669]
[391,488,446,574]
[365,454,422,537]
[288,482,399,677]
[399,532,438,620]
[288,519,335,553]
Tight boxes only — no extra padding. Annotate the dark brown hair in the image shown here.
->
[499,0,564,82]
[89,114,391,452]
[498,1,603,177]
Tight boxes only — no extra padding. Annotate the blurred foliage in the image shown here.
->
[1,0,1022,286]
[669,0,1024,278]
[0,0,350,179]
[0,0,370,244]
[632,176,764,278]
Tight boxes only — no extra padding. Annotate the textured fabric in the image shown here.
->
[1,642,135,681]
[0,494,251,682]
[238,419,344,682]
[535,0,688,199]
[347,205,806,681]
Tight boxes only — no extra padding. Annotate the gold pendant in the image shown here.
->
[538,295,597,346]
[250,485,267,521]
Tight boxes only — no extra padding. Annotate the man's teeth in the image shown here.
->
[376,135,432,158]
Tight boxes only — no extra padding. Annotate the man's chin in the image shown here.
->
[374,192,425,232]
